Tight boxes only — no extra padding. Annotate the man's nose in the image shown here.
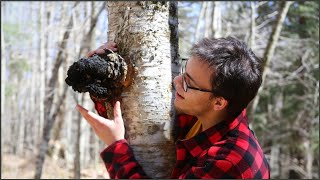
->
[173,75,182,90]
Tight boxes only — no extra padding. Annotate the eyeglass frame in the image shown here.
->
[182,74,213,93]
[180,60,213,93]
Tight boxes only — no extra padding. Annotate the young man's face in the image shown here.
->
[173,56,214,116]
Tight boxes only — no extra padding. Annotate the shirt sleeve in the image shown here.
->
[100,139,150,179]
[182,158,243,179]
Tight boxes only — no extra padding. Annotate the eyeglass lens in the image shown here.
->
[183,75,187,92]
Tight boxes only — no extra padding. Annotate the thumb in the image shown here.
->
[114,101,123,123]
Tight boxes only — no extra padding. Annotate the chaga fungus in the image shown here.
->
[65,49,132,104]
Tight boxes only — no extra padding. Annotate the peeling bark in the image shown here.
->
[107,2,176,178]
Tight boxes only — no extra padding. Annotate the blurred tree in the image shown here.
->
[34,2,78,179]
[251,1,319,178]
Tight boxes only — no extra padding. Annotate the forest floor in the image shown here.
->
[1,154,110,179]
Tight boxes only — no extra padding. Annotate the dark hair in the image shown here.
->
[191,37,263,118]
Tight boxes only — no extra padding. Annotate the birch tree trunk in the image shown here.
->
[248,1,293,118]
[39,1,46,139]
[74,94,84,179]
[212,1,222,38]
[249,1,256,49]
[1,7,8,169]
[195,2,205,41]
[204,2,213,38]
[1,7,5,170]
[303,139,313,178]
[1,9,6,126]
[107,1,176,178]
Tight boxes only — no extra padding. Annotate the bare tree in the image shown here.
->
[248,1,293,117]
[249,1,256,49]
[212,1,222,38]
[73,94,84,179]
[195,2,205,41]
[1,3,6,131]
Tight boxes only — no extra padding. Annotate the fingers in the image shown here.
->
[94,48,106,54]
[76,104,110,127]
[97,42,118,52]
[113,101,123,125]
[104,42,117,50]
[86,50,96,58]
[86,42,118,58]
[86,49,105,58]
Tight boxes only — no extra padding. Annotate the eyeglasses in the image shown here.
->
[182,74,213,93]
[180,59,213,93]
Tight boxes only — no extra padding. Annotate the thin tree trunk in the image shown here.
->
[11,91,18,154]
[1,7,6,126]
[34,3,78,179]
[107,2,176,178]
[17,91,26,156]
[212,1,222,38]
[270,144,280,178]
[1,6,7,167]
[195,2,205,41]
[262,1,293,77]
[73,94,85,179]
[204,1,213,38]
[304,139,313,178]
[39,1,48,140]
[248,1,293,118]
[29,12,37,152]
[74,106,81,179]
[52,106,65,141]
[250,1,256,49]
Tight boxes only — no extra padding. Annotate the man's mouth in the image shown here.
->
[175,91,185,99]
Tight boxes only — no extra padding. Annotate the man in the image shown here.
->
[77,37,270,179]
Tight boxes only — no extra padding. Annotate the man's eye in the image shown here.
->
[185,78,191,86]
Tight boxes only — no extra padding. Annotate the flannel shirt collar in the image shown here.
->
[180,109,248,158]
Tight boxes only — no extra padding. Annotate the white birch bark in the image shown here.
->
[39,1,46,139]
[0,5,6,166]
[250,1,256,49]
[1,4,6,125]
[212,1,222,38]
[204,1,213,38]
[303,140,313,178]
[195,2,206,41]
[107,2,175,178]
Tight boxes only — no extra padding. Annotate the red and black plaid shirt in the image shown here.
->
[99,108,270,179]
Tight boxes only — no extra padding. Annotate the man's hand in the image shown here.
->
[87,42,118,57]
[76,101,125,146]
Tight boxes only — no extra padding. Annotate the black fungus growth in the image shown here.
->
[65,49,127,101]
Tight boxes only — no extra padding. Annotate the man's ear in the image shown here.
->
[212,97,228,111]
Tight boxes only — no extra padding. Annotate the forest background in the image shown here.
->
[1,1,319,179]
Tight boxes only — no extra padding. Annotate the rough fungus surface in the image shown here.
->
[65,49,128,102]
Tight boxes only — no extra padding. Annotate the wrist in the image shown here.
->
[104,139,126,148]
[105,137,125,146]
